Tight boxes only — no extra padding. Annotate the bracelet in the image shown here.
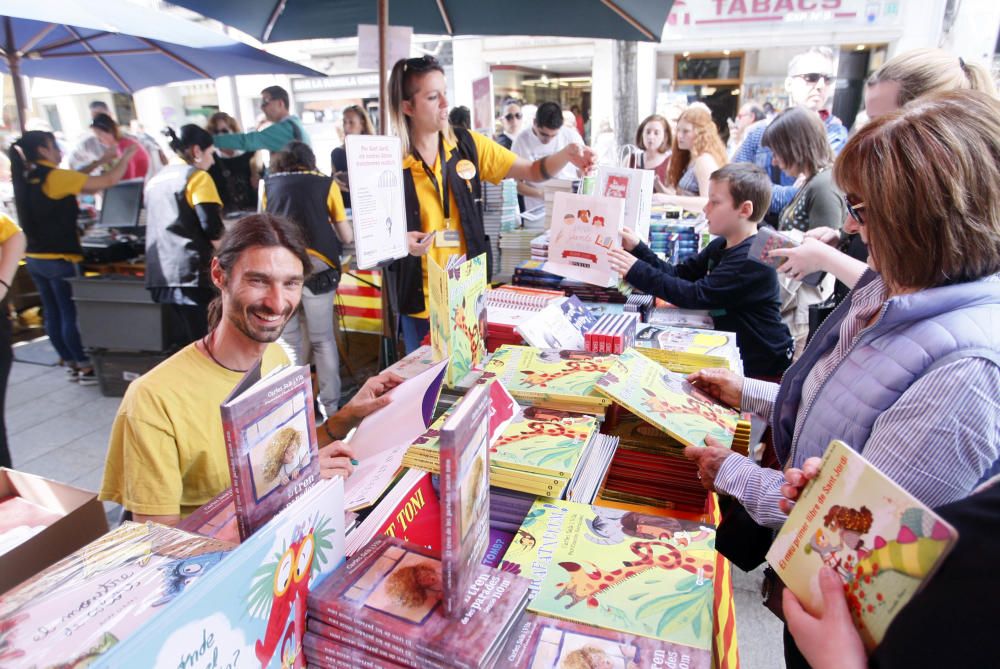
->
[323,421,338,442]
[539,155,552,181]
[0,278,8,290]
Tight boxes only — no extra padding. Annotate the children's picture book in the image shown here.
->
[482,345,614,413]
[90,478,346,669]
[482,528,515,569]
[346,469,443,558]
[428,252,488,387]
[221,362,319,540]
[544,191,626,288]
[747,226,823,286]
[307,536,530,669]
[595,348,750,450]
[345,357,449,511]
[766,440,959,649]
[596,165,655,243]
[635,324,742,374]
[176,488,241,544]
[501,498,718,651]
[0,522,235,668]
[499,612,711,669]
[648,307,715,330]
[438,381,492,618]
[490,408,599,479]
[382,344,438,380]
[516,295,598,351]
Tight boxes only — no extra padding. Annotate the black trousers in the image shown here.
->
[0,302,13,468]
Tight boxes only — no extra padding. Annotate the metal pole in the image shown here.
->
[376,0,399,367]
[4,18,27,134]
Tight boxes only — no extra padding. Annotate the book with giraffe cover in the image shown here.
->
[594,348,751,451]
[481,345,614,413]
[428,252,488,387]
[766,440,958,650]
[500,498,718,651]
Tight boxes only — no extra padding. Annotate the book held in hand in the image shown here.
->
[766,440,959,649]
[221,362,319,540]
[438,380,493,618]
[747,226,823,286]
[544,191,625,288]
[595,164,655,243]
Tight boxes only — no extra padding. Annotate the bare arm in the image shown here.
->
[769,238,869,287]
[0,230,26,300]
[653,192,708,211]
[692,153,719,198]
[332,218,354,245]
[516,181,544,199]
[505,143,596,183]
[80,145,138,193]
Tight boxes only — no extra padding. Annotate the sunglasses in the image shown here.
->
[504,112,522,121]
[793,72,833,85]
[844,195,866,226]
[402,55,440,72]
[261,98,273,109]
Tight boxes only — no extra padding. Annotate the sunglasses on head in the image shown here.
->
[402,55,440,72]
[844,195,866,226]
[504,112,522,121]
[794,72,833,85]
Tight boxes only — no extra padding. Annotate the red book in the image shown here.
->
[375,471,442,554]
[220,362,319,540]
[438,380,492,618]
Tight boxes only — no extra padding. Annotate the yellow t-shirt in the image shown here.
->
[26,160,89,263]
[99,342,289,517]
[186,169,223,209]
[0,213,21,243]
[403,131,517,318]
[261,175,347,268]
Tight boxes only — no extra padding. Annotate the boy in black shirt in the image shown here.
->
[608,163,792,378]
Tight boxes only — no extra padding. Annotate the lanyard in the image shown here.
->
[418,133,451,222]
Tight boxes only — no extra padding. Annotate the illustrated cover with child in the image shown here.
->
[500,498,718,652]
[544,191,625,288]
[221,362,319,540]
[766,440,959,649]
[595,349,749,450]
[428,252,488,387]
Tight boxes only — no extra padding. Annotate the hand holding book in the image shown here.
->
[686,367,743,409]
[321,370,405,444]
[319,438,356,480]
[683,435,736,492]
[778,456,823,515]
[783,567,868,669]
[607,246,638,277]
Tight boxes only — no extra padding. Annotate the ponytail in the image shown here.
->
[163,124,213,165]
[387,55,447,156]
[8,130,55,228]
[959,58,998,98]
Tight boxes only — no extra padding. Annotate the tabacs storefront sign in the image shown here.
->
[667,0,901,30]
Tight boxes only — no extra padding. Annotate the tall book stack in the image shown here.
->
[624,293,655,320]
[482,345,614,414]
[500,498,716,663]
[305,536,530,669]
[542,178,576,229]
[635,324,743,374]
[498,228,541,279]
[405,406,602,499]
[483,178,521,280]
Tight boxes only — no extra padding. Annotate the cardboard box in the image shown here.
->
[0,468,109,593]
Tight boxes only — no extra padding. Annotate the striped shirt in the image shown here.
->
[715,273,1000,529]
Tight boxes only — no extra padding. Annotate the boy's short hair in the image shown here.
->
[709,163,772,223]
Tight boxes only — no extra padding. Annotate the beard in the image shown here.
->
[226,299,294,343]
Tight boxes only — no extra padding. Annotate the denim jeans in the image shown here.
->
[400,314,429,354]
[25,257,89,365]
[279,284,341,417]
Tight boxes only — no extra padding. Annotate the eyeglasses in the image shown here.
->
[844,195,866,226]
[793,73,834,85]
[402,55,440,73]
[504,112,522,121]
[261,98,273,109]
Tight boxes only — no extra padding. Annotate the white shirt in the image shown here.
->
[511,125,583,210]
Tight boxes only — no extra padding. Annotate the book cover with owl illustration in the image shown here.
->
[500,498,717,651]
[221,362,319,540]
[767,440,958,649]
[307,536,529,669]
[595,348,748,450]
[428,252,488,388]
[482,345,614,413]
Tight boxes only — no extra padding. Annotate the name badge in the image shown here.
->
[436,229,461,248]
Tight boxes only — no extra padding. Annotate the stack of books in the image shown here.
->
[648,307,715,329]
[635,324,743,374]
[305,536,530,669]
[485,285,565,351]
[542,179,576,229]
[483,179,522,282]
[584,312,641,354]
[515,294,596,351]
[500,498,717,662]
[624,293,655,320]
[559,279,629,304]
[482,345,614,414]
[498,229,541,280]
[405,407,602,499]
[345,469,441,557]
[566,431,621,504]
[529,232,549,261]
[511,259,564,290]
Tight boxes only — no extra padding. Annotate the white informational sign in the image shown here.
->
[357,24,413,71]
[346,134,408,269]
[471,75,494,134]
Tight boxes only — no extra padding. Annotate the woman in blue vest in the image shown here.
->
[265,141,352,416]
[683,90,1000,667]
[385,55,597,353]
[144,125,225,345]
[9,131,136,384]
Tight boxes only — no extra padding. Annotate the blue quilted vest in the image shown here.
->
[772,270,1000,475]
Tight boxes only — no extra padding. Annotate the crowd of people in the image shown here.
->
[0,45,997,668]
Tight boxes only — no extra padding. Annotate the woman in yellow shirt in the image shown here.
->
[8,131,136,384]
[144,125,225,344]
[0,214,25,468]
[386,55,596,352]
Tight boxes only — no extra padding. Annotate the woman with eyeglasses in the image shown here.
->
[386,55,595,353]
[683,90,1000,668]
[632,114,672,193]
[330,105,375,210]
[206,112,260,213]
[494,99,522,150]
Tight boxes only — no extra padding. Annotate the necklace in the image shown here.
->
[201,332,249,373]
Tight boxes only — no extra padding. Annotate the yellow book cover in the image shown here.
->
[481,346,613,411]
[428,253,488,387]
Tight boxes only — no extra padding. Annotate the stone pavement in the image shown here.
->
[4,350,785,669]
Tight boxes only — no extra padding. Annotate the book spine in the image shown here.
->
[219,405,251,541]
[306,622,428,668]
[308,604,452,665]
[439,428,459,618]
